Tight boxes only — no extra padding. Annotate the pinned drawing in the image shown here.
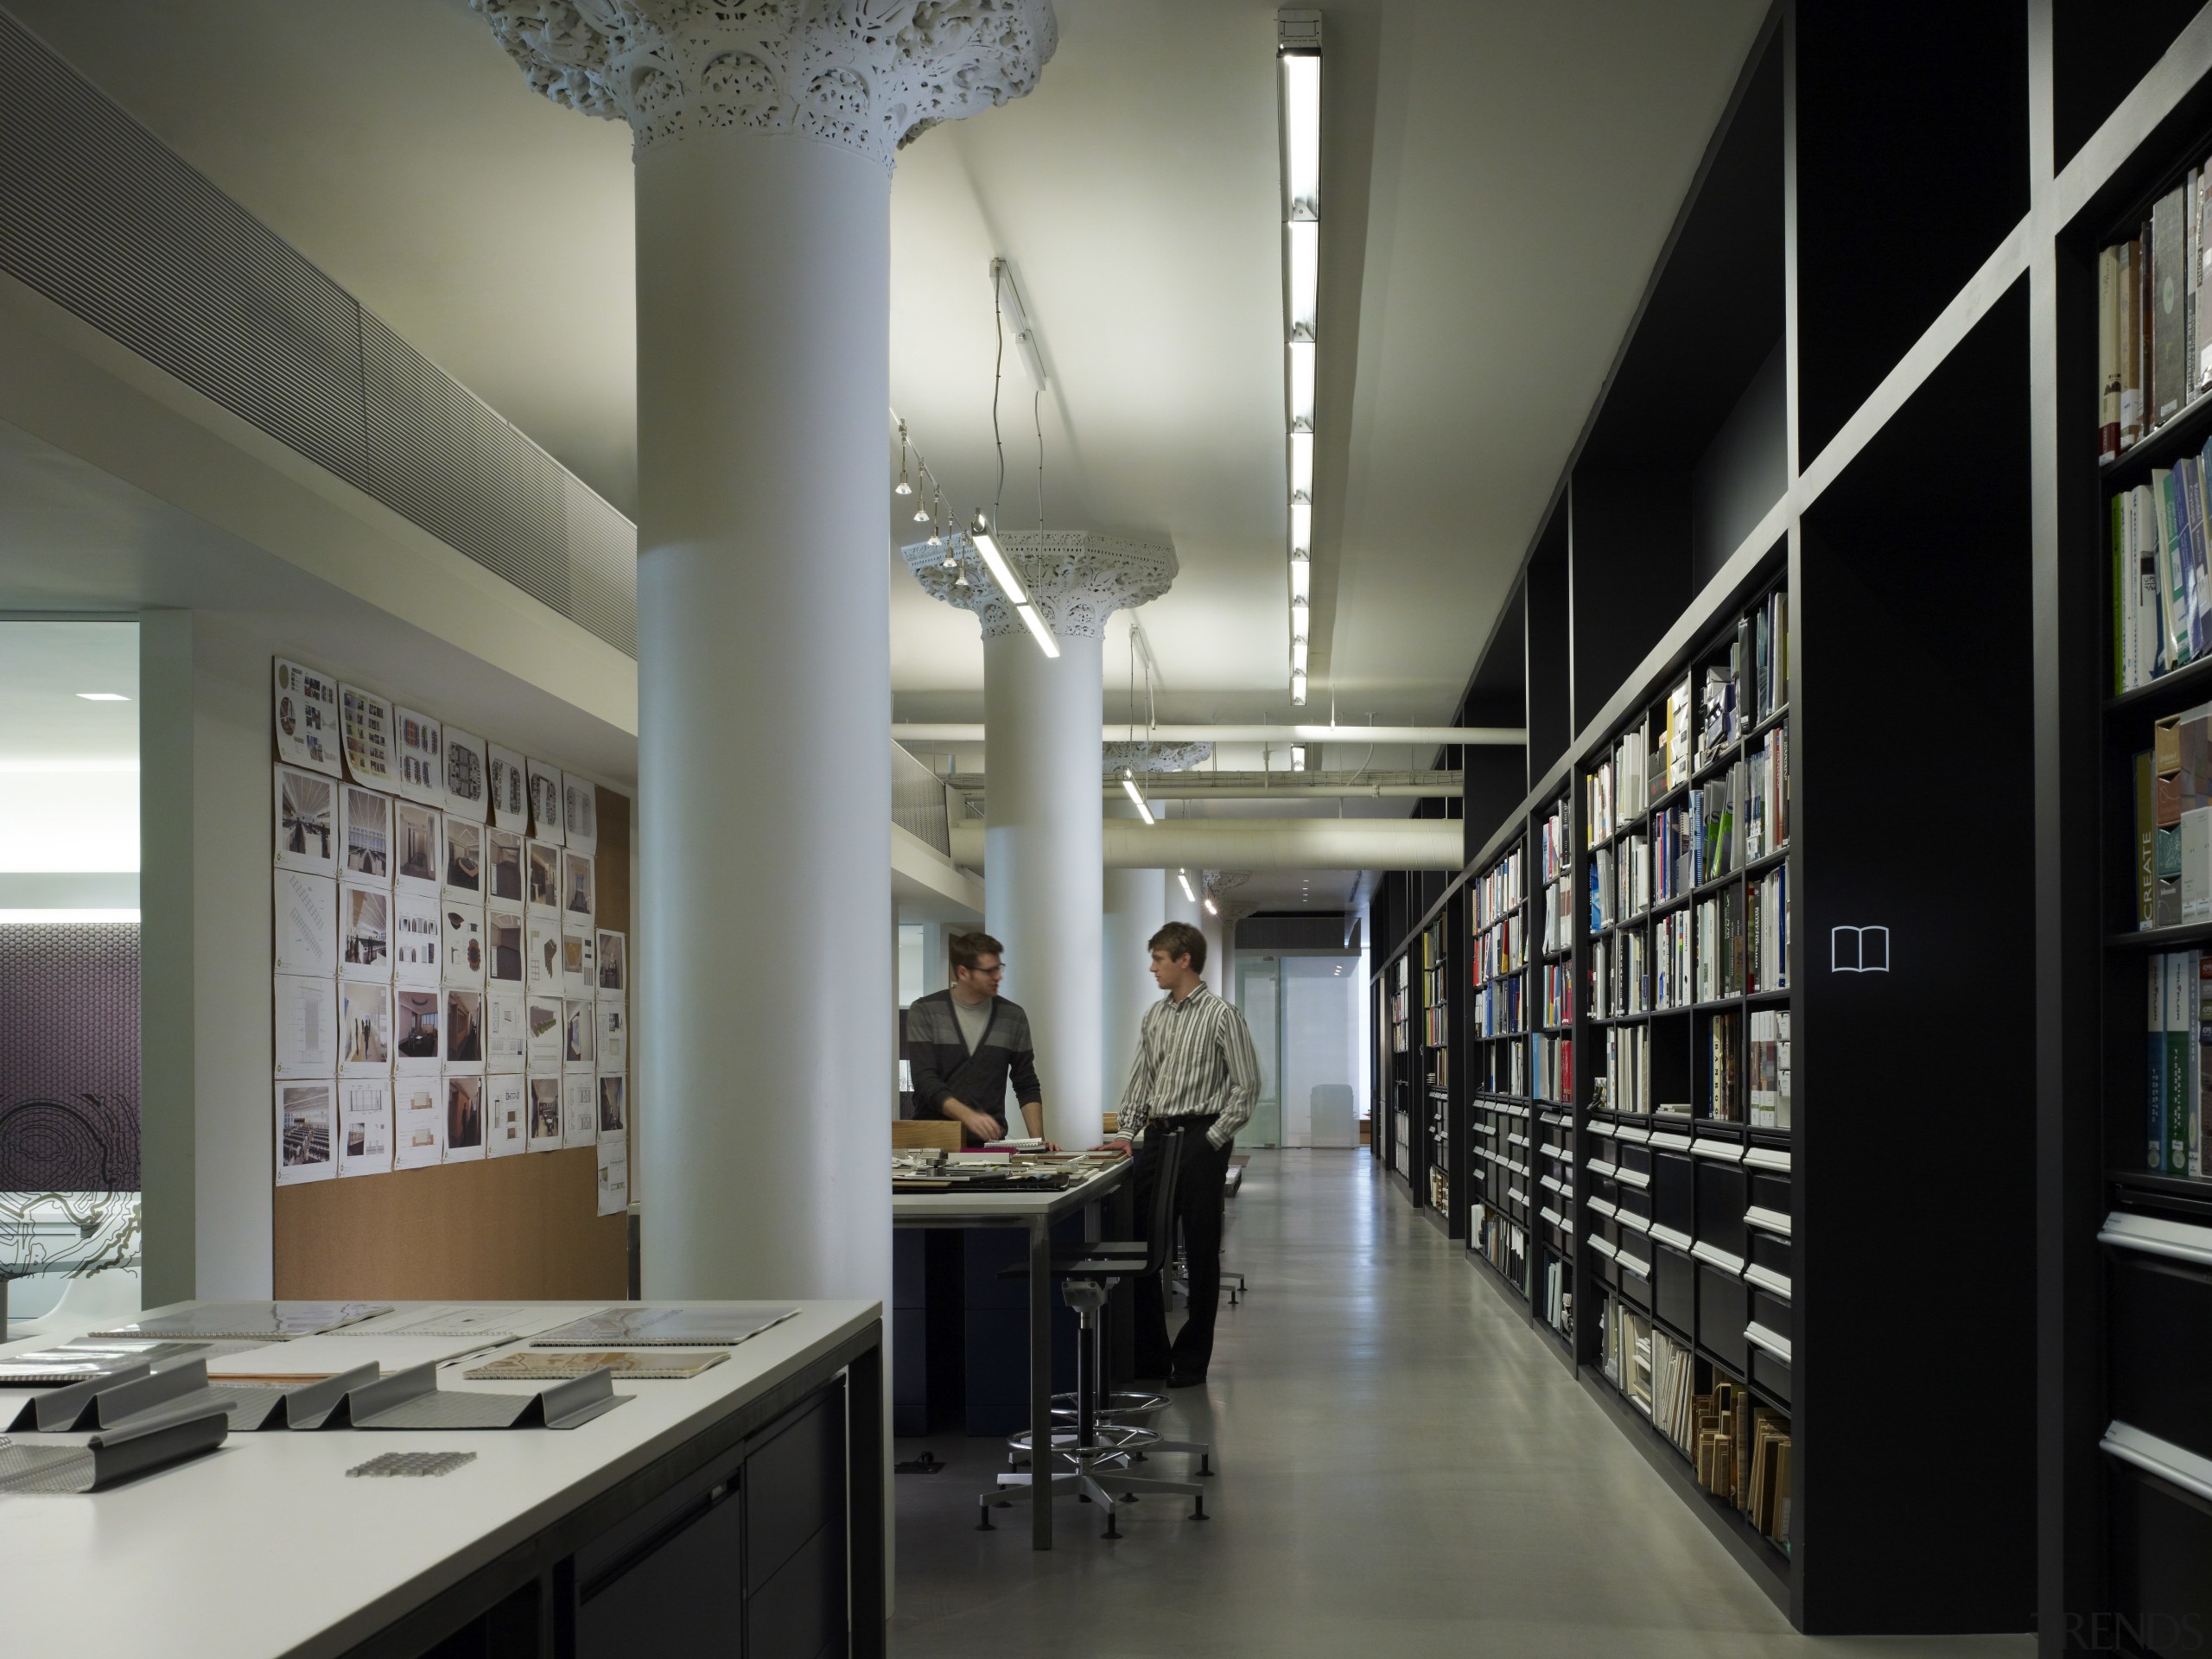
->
[274,658,341,776]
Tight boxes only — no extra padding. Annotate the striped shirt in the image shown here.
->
[1116,982,1261,1150]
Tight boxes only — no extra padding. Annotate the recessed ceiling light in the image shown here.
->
[77,692,130,702]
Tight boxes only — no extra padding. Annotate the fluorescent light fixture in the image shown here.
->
[1291,636,1309,672]
[1120,769,1156,825]
[76,693,130,702]
[970,528,1030,606]
[0,908,140,924]
[1289,429,1313,503]
[1014,602,1061,659]
[1291,594,1309,639]
[1289,502,1312,556]
[1286,219,1318,340]
[1287,340,1316,429]
[1178,869,1197,903]
[1291,668,1307,706]
[1290,744,1307,772]
[1281,49,1321,220]
[1204,896,1219,916]
[1290,557,1311,602]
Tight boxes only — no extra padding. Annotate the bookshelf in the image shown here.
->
[1365,2,2120,1637]
[2058,36,2212,1656]
[1467,830,1532,1300]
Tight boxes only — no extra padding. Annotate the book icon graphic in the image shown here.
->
[1830,925,1889,973]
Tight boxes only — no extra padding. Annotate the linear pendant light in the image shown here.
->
[1279,10,1322,709]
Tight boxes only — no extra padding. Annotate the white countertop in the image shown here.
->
[890,1158,1128,1221]
[0,1298,879,1659]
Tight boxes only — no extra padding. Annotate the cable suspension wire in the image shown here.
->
[991,270,1007,530]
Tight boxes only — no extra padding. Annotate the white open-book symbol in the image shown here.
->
[1831,925,1889,973]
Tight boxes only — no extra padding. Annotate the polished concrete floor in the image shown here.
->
[890,1149,2035,1657]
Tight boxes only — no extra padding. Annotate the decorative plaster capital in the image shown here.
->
[1101,741,1212,775]
[471,0,1057,171]
[900,530,1176,642]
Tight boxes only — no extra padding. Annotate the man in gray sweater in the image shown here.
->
[906,931,1048,1146]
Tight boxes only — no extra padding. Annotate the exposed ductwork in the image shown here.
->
[950,815,1463,869]
[895,722,1523,747]
[943,768,1463,800]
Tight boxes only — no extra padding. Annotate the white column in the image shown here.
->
[1101,807,1164,1124]
[478,3,1055,1301]
[904,531,1177,1153]
[983,631,1104,1150]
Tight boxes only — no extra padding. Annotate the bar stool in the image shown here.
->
[978,1132,1212,1538]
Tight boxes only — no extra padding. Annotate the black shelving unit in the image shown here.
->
[1466,827,1533,1304]
[1363,2,2113,1637]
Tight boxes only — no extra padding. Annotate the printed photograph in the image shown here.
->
[340,785,391,880]
[597,930,626,991]
[563,849,594,922]
[395,1080,442,1168]
[340,683,393,785]
[444,988,483,1065]
[444,817,483,896]
[487,906,524,983]
[527,995,563,1071]
[338,979,391,1071]
[563,774,596,849]
[596,999,626,1073]
[564,1001,594,1066]
[528,762,563,842]
[486,1076,525,1155]
[394,988,440,1060]
[526,839,561,910]
[563,932,596,998]
[486,988,526,1072]
[446,1073,484,1152]
[487,827,524,902]
[392,889,441,984]
[531,916,563,990]
[528,1077,563,1141]
[275,766,335,874]
[443,903,485,984]
[444,728,486,814]
[489,744,527,830]
[274,658,340,774]
[341,883,391,972]
[396,801,441,890]
[563,1071,597,1143]
[396,707,442,801]
[279,1082,334,1168]
[597,1074,626,1135]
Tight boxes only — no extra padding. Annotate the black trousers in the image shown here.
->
[1131,1120,1232,1378]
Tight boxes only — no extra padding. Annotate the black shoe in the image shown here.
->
[1166,1370,1207,1388]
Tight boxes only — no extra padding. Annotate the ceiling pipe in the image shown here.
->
[894,722,1523,747]
[943,768,1463,800]
[950,816,1463,870]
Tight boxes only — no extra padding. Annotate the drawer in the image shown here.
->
[1698,1265,1748,1373]
[578,1469,747,1657]
[1653,1153,1694,1236]
[747,1507,847,1659]
[1655,1243,1695,1338]
[747,1392,844,1596]
[2107,1251,2212,1465]
[1750,1170,1791,1217]
[1695,1164,1747,1259]
[1751,1341,1791,1406]
[2107,1459,2212,1654]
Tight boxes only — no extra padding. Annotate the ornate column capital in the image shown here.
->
[471,0,1058,171]
[1101,740,1212,775]
[900,529,1176,642]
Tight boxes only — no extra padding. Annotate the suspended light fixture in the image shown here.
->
[1290,744,1308,772]
[931,491,947,550]
[1279,10,1323,714]
[894,422,914,495]
[1204,896,1219,916]
[1178,868,1198,903]
[1121,767,1156,825]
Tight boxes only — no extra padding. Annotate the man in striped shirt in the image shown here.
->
[1106,920,1260,1387]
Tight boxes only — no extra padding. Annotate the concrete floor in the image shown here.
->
[890,1148,2036,1657]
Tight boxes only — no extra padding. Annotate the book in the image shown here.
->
[2101,242,2122,458]
[2139,751,2158,930]
[92,1302,391,1341]
[463,1348,730,1381]
[2158,186,2190,423]
[530,1306,800,1347]
[2122,238,2145,448]
[2179,950,2199,1175]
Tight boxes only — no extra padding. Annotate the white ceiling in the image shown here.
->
[8,0,1768,741]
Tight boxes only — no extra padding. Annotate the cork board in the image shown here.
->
[273,786,631,1300]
